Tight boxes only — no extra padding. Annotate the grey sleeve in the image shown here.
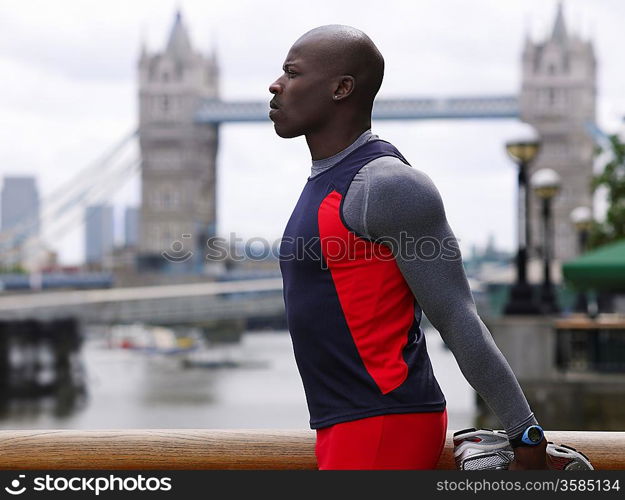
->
[342,156,538,439]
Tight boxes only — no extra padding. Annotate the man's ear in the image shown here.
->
[333,75,355,101]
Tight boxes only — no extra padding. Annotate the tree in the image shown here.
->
[587,133,625,249]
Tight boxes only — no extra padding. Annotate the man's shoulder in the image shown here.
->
[360,152,448,238]
[362,154,439,200]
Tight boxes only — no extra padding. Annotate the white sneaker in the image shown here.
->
[453,428,594,470]
[547,443,594,470]
[453,428,513,470]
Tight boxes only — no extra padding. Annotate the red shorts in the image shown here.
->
[315,409,448,470]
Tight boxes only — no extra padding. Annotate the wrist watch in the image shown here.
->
[509,425,544,448]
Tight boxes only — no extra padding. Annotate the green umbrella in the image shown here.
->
[562,239,625,291]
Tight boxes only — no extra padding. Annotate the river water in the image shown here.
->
[0,329,477,431]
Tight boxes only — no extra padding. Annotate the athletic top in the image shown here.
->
[305,129,538,439]
[279,139,446,429]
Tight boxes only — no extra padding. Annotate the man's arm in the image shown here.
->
[343,156,547,469]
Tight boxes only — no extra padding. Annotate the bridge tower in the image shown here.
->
[520,2,596,263]
[137,10,219,273]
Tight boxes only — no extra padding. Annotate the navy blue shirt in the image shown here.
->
[279,139,446,429]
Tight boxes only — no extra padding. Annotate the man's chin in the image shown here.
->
[273,124,302,139]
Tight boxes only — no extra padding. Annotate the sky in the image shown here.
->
[1,0,624,265]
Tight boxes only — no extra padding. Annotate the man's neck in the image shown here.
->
[309,129,374,179]
[305,122,371,161]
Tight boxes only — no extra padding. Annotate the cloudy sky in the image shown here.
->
[1,0,624,265]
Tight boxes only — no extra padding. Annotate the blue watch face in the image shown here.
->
[526,426,542,443]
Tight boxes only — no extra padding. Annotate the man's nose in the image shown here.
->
[269,79,282,95]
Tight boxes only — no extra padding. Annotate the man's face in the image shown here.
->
[268,41,335,138]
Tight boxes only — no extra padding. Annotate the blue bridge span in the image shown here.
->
[194,95,520,123]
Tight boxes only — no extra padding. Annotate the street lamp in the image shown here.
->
[531,168,561,314]
[570,206,593,314]
[503,124,542,315]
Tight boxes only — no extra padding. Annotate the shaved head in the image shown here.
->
[269,25,383,154]
[292,25,385,109]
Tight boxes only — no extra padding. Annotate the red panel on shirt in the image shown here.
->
[318,190,413,394]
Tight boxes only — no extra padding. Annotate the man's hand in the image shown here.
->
[508,439,552,470]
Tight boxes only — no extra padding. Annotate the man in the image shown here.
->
[269,25,549,470]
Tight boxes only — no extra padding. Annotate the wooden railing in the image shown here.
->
[0,430,623,470]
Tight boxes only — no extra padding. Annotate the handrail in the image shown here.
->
[0,430,623,470]
[555,316,625,330]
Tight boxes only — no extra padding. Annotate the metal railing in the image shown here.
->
[0,429,623,470]
[555,317,625,373]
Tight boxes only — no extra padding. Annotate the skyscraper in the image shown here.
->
[85,205,114,266]
[124,206,140,247]
[1,176,40,239]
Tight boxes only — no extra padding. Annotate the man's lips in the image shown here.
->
[269,101,280,120]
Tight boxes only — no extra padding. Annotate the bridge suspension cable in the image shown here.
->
[0,129,139,267]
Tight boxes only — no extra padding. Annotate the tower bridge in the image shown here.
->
[138,3,595,274]
[0,4,598,324]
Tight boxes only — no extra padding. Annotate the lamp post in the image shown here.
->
[531,168,561,314]
[503,126,542,315]
[570,206,593,314]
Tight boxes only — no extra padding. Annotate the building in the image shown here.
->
[124,206,140,248]
[520,3,596,262]
[1,176,40,239]
[85,205,114,267]
[137,10,219,273]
